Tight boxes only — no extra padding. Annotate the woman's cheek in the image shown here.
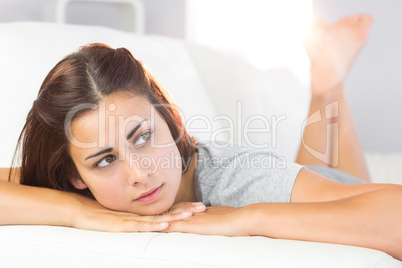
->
[92,174,126,207]
[96,186,125,210]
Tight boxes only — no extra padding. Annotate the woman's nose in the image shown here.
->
[127,166,152,185]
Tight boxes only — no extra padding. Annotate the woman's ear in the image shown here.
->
[69,176,88,190]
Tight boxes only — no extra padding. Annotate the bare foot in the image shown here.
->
[303,14,373,100]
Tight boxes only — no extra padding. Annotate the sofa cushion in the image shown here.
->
[0,225,400,268]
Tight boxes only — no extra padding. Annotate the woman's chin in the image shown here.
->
[130,203,172,216]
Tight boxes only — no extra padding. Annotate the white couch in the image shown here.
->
[0,22,401,267]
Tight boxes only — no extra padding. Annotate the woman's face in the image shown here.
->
[68,92,183,215]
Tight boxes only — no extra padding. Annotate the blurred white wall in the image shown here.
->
[314,0,402,153]
[0,0,186,38]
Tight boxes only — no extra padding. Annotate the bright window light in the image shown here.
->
[186,0,313,72]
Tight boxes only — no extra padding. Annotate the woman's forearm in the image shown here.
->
[248,189,402,260]
[0,181,202,232]
[0,181,74,227]
[0,168,19,183]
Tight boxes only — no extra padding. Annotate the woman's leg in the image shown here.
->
[296,14,373,182]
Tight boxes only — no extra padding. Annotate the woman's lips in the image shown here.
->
[135,185,163,203]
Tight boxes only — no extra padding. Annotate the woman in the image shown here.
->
[1,14,402,260]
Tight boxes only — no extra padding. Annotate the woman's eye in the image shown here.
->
[134,131,153,147]
[96,155,116,168]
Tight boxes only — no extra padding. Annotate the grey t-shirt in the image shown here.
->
[193,140,362,207]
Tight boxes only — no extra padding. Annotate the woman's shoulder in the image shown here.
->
[194,139,302,180]
[193,140,304,206]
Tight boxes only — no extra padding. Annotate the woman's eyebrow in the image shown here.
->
[126,120,145,140]
[85,148,113,161]
[84,120,146,161]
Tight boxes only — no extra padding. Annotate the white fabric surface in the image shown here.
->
[366,152,402,184]
[0,225,400,268]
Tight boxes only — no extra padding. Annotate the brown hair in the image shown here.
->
[11,43,197,198]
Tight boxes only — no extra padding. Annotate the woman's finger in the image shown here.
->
[140,211,194,222]
[120,220,170,232]
[162,220,196,234]
[119,210,199,232]
[167,202,206,214]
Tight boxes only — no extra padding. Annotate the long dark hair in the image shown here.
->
[11,43,197,198]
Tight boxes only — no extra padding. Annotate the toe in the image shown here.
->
[361,14,373,26]
[312,20,330,31]
[356,14,374,25]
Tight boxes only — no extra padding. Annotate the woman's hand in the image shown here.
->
[162,202,206,215]
[163,206,252,236]
[71,195,207,232]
